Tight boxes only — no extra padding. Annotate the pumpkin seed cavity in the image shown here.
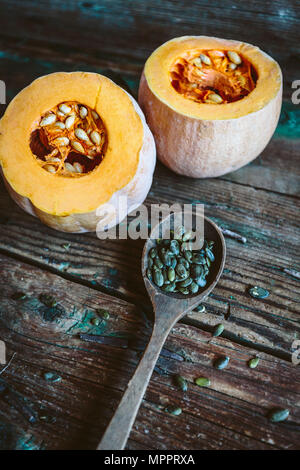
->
[170,49,257,104]
[30,101,107,177]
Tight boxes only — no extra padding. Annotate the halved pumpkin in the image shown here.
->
[0,72,156,232]
[138,36,282,178]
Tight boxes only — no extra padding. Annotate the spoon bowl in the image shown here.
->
[98,211,226,450]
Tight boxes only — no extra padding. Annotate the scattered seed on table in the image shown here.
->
[165,405,182,416]
[248,286,269,299]
[194,304,205,313]
[248,357,260,369]
[43,372,62,383]
[214,356,230,370]
[195,377,211,387]
[174,374,188,392]
[268,408,289,423]
[11,292,27,301]
[39,293,57,308]
[212,324,224,337]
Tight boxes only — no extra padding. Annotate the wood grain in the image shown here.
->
[0,0,299,450]
[0,253,299,450]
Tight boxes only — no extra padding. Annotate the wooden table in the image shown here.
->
[0,0,299,450]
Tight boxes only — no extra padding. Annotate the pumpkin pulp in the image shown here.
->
[30,101,107,176]
[170,49,257,104]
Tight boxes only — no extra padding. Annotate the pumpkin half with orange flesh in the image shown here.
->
[0,72,156,232]
[138,36,282,178]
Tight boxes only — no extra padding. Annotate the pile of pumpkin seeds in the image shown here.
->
[146,227,215,295]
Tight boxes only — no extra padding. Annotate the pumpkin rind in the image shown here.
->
[0,72,156,232]
[138,36,282,178]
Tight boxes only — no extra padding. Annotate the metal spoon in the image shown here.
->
[97,212,226,450]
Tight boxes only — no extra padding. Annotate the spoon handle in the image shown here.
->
[97,317,175,450]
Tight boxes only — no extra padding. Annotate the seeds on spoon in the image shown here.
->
[73,162,83,173]
[65,162,76,172]
[146,229,215,296]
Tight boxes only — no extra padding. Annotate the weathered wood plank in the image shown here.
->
[0,160,299,357]
[0,254,299,449]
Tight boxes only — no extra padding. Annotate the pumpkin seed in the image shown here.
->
[183,250,193,263]
[189,282,199,294]
[191,264,202,279]
[11,292,27,301]
[227,51,242,65]
[153,270,164,287]
[206,248,215,262]
[212,323,224,337]
[200,53,211,65]
[165,406,182,416]
[40,114,56,127]
[196,277,207,287]
[168,267,176,282]
[65,162,76,172]
[53,137,69,146]
[268,408,289,423]
[195,304,205,312]
[176,263,187,279]
[248,286,269,299]
[71,140,85,153]
[182,230,193,242]
[65,115,75,129]
[214,356,230,370]
[229,62,237,70]
[195,377,210,387]
[146,268,152,281]
[54,121,65,130]
[174,375,188,392]
[192,57,202,68]
[178,287,189,295]
[162,282,176,293]
[73,162,83,173]
[75,128,89,141]
[39,293,57,307]
[208,93,223,103]
[192,253,206,265]
[90,130,101,146]
[43,371,61,383]
[59,103,71,114]
[149,247,157,258]
[148,257,154,268]
[169,239,180,255]
[44,164,56,173]
[91,317,101,326]
[92,110,99,120]
[178,277,192,288]
[154,256,164,269]
[248,357,260,369]
[79,106,88,119]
